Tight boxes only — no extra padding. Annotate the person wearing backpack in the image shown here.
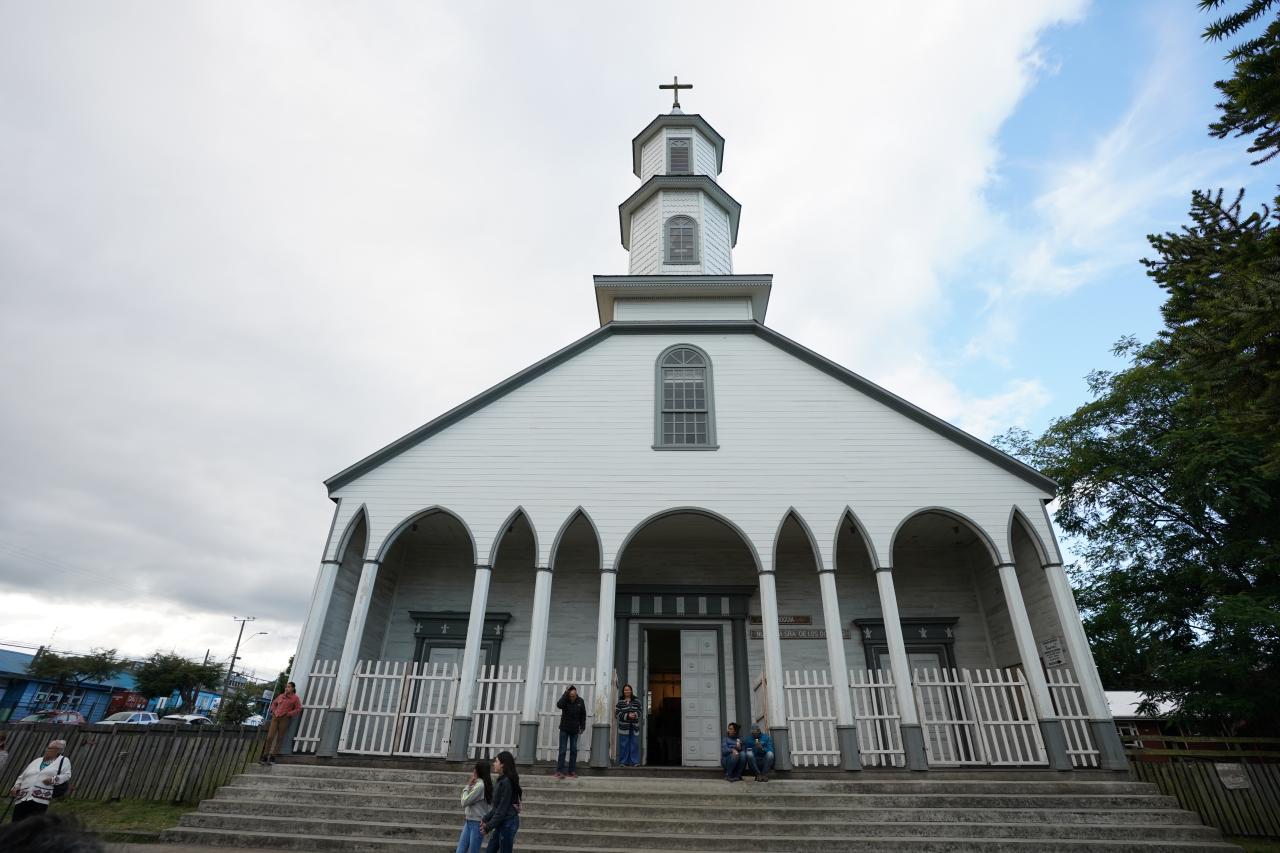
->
[8,739,72,822]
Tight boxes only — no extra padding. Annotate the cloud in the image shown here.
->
[1,1,1086,667]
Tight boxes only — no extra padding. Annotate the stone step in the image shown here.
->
[160,826,1242,852]
[245,765,1156,794]
[178,811,1224,843]
[215,778,1181,810]
[202,794,1204,826]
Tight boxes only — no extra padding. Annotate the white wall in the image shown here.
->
[614,297,750,321]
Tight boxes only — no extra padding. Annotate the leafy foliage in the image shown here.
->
[133,653,226,713]
[1201,0,1280,162]
[272,655,294,695]
[216,685,263,726]
[26,649,121,700]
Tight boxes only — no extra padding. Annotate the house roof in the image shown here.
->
[0,647,138,691]
[325,321,1057,494]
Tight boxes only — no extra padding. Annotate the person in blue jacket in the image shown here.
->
[744,723,775,781]
[720,722,747,782]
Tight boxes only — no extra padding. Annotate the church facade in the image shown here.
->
[286,91,1127,774]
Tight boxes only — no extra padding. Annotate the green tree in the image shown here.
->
[272,655,294,695]
[133,653,226,713]
[26,648,121,706]
[1202,0,1280,163]
[216,684,265,726]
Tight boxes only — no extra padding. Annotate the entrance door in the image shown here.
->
[680,630,721,767]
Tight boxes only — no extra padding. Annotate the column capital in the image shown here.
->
[874,565,893,574]
[536,565,553,574]
[474,563,492,571]
[994,561,1017,570]
[757,568,776,576]
[1041,561,1064,570]
[600,566,618,574]
[816,566,836,575]
[361,557,382,566]
[321,558,342,566]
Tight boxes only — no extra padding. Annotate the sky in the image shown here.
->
[0,1,1270,682]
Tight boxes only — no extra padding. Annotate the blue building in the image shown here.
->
[0,648,141,723]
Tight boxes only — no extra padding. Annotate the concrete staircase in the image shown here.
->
[161,762,1240,852]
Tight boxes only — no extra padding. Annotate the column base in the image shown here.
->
[835,724,862,771]
[589,723,610,768]
[517,721,540,765]
[1040,718,1074,770]
[901,723,928,771]
[447,716,472,761]
[282,715,302,756]
[1090,719,1129,771]
[770,726,792,771]
[316,708,344,757]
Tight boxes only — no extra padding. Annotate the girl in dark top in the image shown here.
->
[480,750,522,853]
[456,759,493,853]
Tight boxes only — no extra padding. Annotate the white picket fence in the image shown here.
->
[536,666,597,762]
[396,662,458,757]
[1046,667,1100,768]
[914,667,1046,766]
[339,659,410,755]
[469,665,525,759]
[849,668,905,767]
[751,672,768,730]
[782,670,840,767]
[292,659,338,754]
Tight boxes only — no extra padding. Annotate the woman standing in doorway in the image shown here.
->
[614,684,642,767]
[456,759,492,853]
[480,751,522,852]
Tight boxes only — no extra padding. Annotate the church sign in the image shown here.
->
[749,615,813,625]
[749,627,851,640]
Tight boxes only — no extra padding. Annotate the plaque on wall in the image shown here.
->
[1039,635,1067,667]
[749,627,851,640]
[749,615,813,625]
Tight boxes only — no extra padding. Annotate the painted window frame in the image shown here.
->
[664,215,700,265]
[653,343,719,450]
[666,135,693,174]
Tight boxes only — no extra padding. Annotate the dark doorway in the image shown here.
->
[645,629,681,766]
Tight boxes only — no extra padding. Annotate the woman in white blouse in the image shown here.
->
[9,739,72,822]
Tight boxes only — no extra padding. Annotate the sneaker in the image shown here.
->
[761,774,768,782]
[553,772,564,779]
[754,773,762,782]
[267,755,276,764]
[566,772,578,779]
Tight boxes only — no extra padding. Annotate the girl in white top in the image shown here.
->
[9,739,72,822]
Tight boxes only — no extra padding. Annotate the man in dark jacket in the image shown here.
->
[554,685,587,779]
[745,723,775,781]
[720,722,747,782]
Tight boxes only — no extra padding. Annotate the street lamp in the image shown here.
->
[226,616,255,687]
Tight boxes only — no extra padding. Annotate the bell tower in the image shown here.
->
[594,78,771,326]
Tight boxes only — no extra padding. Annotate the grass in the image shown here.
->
[45,798,196,839]
[1228,839,1280,853]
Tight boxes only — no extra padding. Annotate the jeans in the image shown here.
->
[485,814,519,853]
[721,750,746,779]
[617,732,639,766]
[556,729,579,774]
[746,749,775,776]
[455,819,482,853]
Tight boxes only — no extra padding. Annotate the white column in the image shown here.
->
[873,568,918,726]
[589,569,617,767]
[995,562,1056,717]
[289,559,341,696]
[1042,562,1109,718]
[521,568,554,722]
[455,565,494,719]
[757,571,788,729]
[817,570,855,726]
[331,559,381,710]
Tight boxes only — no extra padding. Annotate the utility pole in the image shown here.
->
[226,616,255,688]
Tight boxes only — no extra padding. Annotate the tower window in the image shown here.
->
[655,345,717,449]
[667,137,691,174]
[664,216,698,265]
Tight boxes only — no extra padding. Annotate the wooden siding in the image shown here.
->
[639,134,664,182]
[325,331,1058,575]
[614,297,751,321]
[627,195,661,275]
[702,198,733,274]
[693,129,718,178]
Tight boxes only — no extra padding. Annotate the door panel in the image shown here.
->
[680,630,721,766]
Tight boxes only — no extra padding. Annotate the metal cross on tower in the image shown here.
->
[659,76,692,110]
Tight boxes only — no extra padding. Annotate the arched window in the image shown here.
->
[664,215,698,265]
[655,345,717,449]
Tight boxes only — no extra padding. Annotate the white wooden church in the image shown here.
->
[285,82,1127,774]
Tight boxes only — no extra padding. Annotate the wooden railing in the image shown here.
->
[0,722,263,803]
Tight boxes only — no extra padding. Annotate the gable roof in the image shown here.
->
[325,321,1056,494]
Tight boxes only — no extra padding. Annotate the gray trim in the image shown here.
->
[324,322,1057,494]
[901,723,928,771]
[654,343,717,449]
[1090,719,1129,771]
[593,274,772,325]
[770,726,792,771]
[835,724,862,771]
[517,720,540,765]
[320,498,343,561]
[662,215,700,265]
[320,559,342,566]
[589,722,610,768]
[619,175,740,249]
[1009,505,1052,567]
[731,616,750,734]
[1039,718,1074,771]
[632,113,724,177]
[447,717,472,761]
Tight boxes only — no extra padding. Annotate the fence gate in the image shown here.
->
[914,667,1046,766]
[469,665,524,759]
[537,666,596,762]
[292,659,337,754]
[339,660,408,755]
[1046,667,1100,768]
[849,668,905,767]
[782,670,840,767]
[394,661,458,757]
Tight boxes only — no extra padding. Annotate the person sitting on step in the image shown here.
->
[744,723,775,781]
[720,722,747,782]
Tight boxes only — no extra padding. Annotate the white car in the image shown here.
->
[159,714,216,726]
[98,711,160,726]
[242,714,265,727]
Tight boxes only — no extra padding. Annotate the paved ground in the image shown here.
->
[107,846,271,853]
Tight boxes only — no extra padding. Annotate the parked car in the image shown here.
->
[242,714,265,727]
[14,710,87,725]
[98,711,160,726]
[159,714,215,727]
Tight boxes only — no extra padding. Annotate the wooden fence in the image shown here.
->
[1128,742,1280,838]
[782,669,840,767]
[0,722,262,803]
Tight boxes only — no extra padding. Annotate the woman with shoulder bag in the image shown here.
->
[479,751,522,852]
[9,739,72,822]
